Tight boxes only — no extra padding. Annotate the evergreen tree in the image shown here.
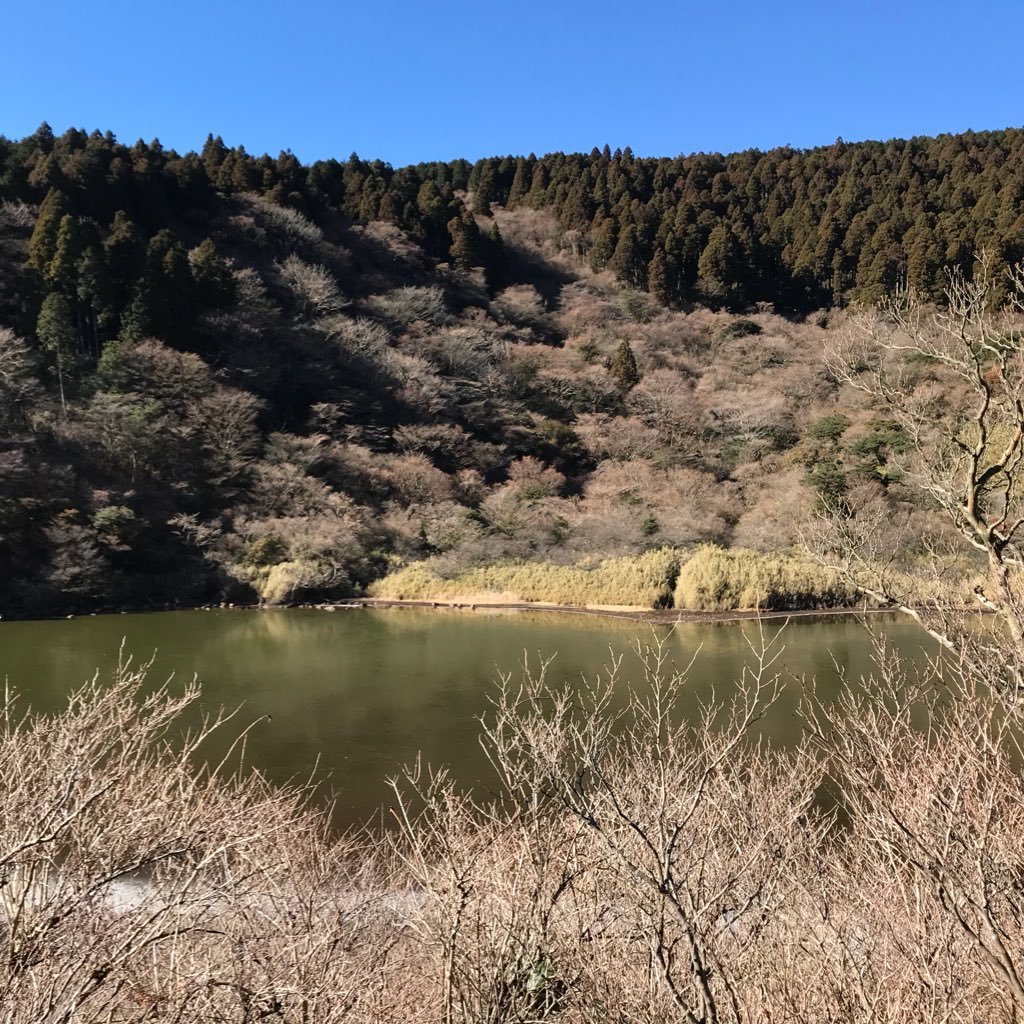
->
[448,211,485,271]
[47,214,85,293]
[526,163,548,207]
[472,161,496,215]
[610,224,646,288]
[145,230,196,340]
[507,158,530,207]
[589,214,617,272]
[608,340,641,390]
[104,211,144,309]
[26,188,69,280]
[647,248,672,305]
[697,223,742,303]
[119,280,156,343]
[36,292,76,412]
[484,223,505,287]
[190,239,236,310]
[76,241,115,356]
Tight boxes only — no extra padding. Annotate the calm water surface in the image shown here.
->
[0,608,932,826]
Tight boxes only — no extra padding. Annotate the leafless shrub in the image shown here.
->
[0,657,396,1022]
[278,253,349,320]
[801,638,1024,1019]
[393,422,480,471]
[7,622,1024,1020]
[248,194,324,254]
[0,201,36,231]
[575,414,662,462]
[422,325,504,379]
[195,386,262,489]
[0,328,40,426]
[491,207,564,259]
[322,314,393,362]
[491,285,549,332]
[506,455,565,499]
[391,628,828,1022]
[371,285,451,328]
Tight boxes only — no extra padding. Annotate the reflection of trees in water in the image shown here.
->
[4,609,928,829]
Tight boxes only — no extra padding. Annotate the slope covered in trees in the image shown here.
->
[0,122,1015,615]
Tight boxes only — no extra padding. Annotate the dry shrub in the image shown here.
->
[491,284,548,330]
[554,280,623,336]
[505,456,565,499]
[0,200,36,231]
[228,512,366,604]
[0,327,40,423]
[0,658,396,1022]
[278,253,349,320]
[368,547,679,607]
[421,324,503,378]
[491,207,564,259]
[390,627,1024,1023]
[379,452,456,505]
[6,624,1024,1021]
[731,467,811,551]
[574,414,662,462]
[382,500,485,556]
[371,285,451,328]
[582,461,737,547]
[321,315,393,362]
[675,543,856,611]
[247,194,325,256]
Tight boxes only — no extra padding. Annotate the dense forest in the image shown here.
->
[1,122,1017,615]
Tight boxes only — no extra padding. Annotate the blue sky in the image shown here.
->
[4,0,1023,166]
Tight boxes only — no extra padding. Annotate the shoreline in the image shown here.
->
[349,597,906,625]
[1,597,912,627]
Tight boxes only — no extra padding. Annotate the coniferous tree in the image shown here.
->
[698,223,742,303]
[507,158,530,207]
[104,211,145,311]
[448,211,485,271]
[119,282,155,343]
[47,214,84,294]
[26,188,69,281]
[610,224,646,289]
[608,340,641,390]
[76,239,114,356]
[190,239,236,310]
[472,161,497,215]
[36,292,76,412]
[589,214,617,272]
[144,230,196,341]
[647,248,672,305]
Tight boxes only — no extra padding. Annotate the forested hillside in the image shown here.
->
[1,122,1015,615]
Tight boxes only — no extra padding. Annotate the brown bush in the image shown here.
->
[6,629,1024,1021]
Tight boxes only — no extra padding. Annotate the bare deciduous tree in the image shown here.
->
[810,255,1024,691]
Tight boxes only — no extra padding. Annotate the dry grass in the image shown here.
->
[675,544,856,611]
[367,547,680,608]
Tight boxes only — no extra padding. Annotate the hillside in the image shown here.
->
[0,123,1005,615]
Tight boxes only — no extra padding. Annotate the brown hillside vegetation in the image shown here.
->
[2,124,1015,615]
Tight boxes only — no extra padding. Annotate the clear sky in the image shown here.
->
[3,0,1023,167]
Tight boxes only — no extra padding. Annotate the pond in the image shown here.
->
[0,607,933,827]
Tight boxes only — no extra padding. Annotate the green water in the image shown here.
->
[0,608,932,827]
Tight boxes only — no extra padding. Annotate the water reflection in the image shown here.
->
[0,608,934,827]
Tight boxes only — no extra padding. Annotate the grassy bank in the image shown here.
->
[674,544,855,611]
[367,548,681,608]
[368,545,863,612]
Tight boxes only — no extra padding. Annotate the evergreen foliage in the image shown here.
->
[608,340,641,389]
